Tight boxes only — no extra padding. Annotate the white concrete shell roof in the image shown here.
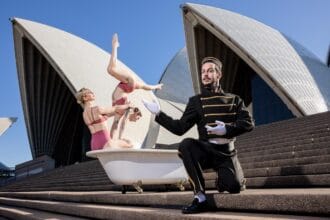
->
[12,18,159,159]
[142,48,198,147]
[148,47,197,146]
[182,3,330,116]
[0,117,17,136]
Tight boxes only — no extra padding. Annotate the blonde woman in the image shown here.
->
[76,88,138,150]
[107,33,161,143]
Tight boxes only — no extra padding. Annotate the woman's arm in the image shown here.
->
[99,104,130,117]
[118,111,129,140]
[110,115,120,140]
[155,96,198,135]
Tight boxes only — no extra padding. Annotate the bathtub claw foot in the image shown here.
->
[133,180,143,193]
[122,185,128,194]
[176,179,186,191]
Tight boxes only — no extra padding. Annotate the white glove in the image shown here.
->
[205,120,227,136]
[142,98,160,115]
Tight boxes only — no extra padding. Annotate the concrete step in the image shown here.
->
[0,182,185,193]
[0,195,328,220]
[238,141,329,159]
[3,161,329,193]
[0,161,106,191]
[240,129,329,147]
[203,163,330,179]
[237,134,330,153]
[1,197,327,220]
[238,123,330,143]
[241,154,330,169]
[78,173,330,190]
[239,133,330,149]
[246,174,330,187]
[204,173,330,188]
[237,113,330,138]
[2,175,109,188]
[0,204,87,220]
[240,148,330,164]
[243,116,328,132]
[0,184,119,192]
[11,177,111,187]
[243,163,330,178]
[0,188,329,216]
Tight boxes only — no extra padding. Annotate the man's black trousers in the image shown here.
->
[178,138,244,194]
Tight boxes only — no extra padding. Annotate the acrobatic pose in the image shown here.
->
[76,88,138,150]
[107,33,163,146]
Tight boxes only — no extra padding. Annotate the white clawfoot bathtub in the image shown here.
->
[86,148,188,193]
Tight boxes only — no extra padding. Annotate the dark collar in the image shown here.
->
[201,85,224,96]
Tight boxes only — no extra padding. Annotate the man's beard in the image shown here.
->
[203,81,220,93]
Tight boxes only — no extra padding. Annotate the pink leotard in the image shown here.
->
[87,106,110,150]
[112,82,136,115]
[117,82,135,93]
[91,130,110,150]
[112,96,127,106]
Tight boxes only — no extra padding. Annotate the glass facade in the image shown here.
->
[252,75,294,125]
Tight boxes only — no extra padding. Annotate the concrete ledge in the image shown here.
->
[243,163,330,177]
[0,196,328,220]
[0,204,86,220]
[246,174,330,187]
[0,188,329,216]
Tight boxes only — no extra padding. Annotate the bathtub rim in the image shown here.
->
[86,148,180,158]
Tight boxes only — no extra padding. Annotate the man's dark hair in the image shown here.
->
[201,57,223,74]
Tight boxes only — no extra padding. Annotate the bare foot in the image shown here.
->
[152,83,163,90]
[157,83,163,90]
[112,33,120,48]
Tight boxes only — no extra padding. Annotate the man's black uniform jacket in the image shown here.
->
[155,89,254,142]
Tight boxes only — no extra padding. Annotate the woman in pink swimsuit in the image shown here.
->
[75,88,134,150]
[107,33,163,146]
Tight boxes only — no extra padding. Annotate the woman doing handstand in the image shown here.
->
[107,33,163,145]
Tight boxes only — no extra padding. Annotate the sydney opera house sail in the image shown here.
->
[182,3,329,125]
[12,18,157,166]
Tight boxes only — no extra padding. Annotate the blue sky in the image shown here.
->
[0,0,329,167]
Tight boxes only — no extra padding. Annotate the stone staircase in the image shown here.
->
[0,189,329,219]
[236,111,330,188]
[0,111,329,219]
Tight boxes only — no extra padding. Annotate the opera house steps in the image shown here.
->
[0,189,329,219]
[0,204,87,220]
[0,111,329,219]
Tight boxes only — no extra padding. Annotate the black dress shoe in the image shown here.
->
[182,198,209,214]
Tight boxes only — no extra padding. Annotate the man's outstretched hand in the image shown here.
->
[205,120,227,136]
[142,98,160,115]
